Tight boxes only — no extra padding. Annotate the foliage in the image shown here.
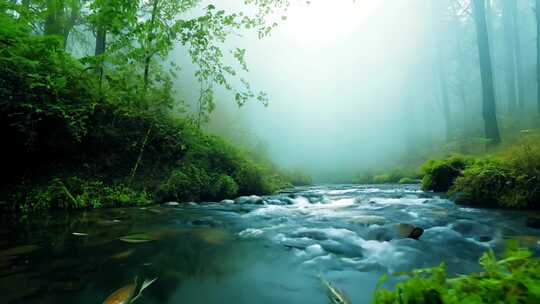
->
[280,169,313,186]
[9,177,150,212]
[0,11,297,213]
[372,244,540,304]
[421,155,470,192]
[450,142,540,209]
[0,12,96,148]
[355,168,422,185]
[399,177,415,184]
[211,174,239,199]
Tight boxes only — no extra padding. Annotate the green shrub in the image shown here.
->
[158,165,211,202]
[372,244,540,304]
[450,158,513,207]
[210,174,239,199]
[450,148,540,209]
[373,174,391,184]
[399,177,415,184]
[421,155,470,192]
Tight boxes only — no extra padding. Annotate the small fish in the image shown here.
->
[319,274,352,304]
[103,277,157,304]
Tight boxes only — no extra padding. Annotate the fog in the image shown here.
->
[171,0,539,181]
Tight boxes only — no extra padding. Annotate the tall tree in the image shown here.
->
[502,0,517,113]
[473,0,500,144]
[512,0,525,111]
[537,0,540,115]
[430,1,452,141]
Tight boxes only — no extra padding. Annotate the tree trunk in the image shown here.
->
[143,0,160,91]
[502,0,517,113]
[94,25,106,91]
[430,1,451,141]
[473,0,501,144]
[484,0,500,105]
[63,1,80,48]
[129,125,153,185]
[456,36,468,136]
[44,0,65,39]
[537,0,540,115]
[512,1,525,112]
[436,46,452,141]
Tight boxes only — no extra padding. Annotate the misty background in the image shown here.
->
[169,0,538,181]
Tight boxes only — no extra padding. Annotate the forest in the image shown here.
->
[0,0,540,303]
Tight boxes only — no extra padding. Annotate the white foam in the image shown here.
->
[238,228,264,238]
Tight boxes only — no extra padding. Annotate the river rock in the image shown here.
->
[397,224,424,240]
[525,217,540,229]
[220,199,234,204]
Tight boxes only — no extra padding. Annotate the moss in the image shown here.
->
[421,155,470,192]
[450,150,540,209]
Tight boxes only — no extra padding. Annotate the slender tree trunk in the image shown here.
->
[94,25,106,92]
[63,2,80,48]
[129,125,153,185]
[473,0,501,144]
[436,46,452,141]
[537,0,540,115]
[143,0,160,91]
[502,0,517,113]
[456,41,468,136]
[44,0,65,39]
[484,0,500,105]
[512,1,525,112]
[430,1,451,141]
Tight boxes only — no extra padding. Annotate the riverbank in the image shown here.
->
[421,133,540,210]
[0,13,310,214]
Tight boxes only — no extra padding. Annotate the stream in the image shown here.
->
[1,184,540,303]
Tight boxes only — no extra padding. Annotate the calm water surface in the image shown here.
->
[1,184,540,303]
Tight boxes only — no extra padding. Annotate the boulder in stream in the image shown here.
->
[397,223,424,240]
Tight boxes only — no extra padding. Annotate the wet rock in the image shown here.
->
[477,235,492,242]
[525,217,540,229]
[220,199,234,204]
[397,224,423,240]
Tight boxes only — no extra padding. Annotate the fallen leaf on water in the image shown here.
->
[111,249,135,260]
[119,233,156,244]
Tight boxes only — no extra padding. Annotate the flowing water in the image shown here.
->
[1,184,540,304]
